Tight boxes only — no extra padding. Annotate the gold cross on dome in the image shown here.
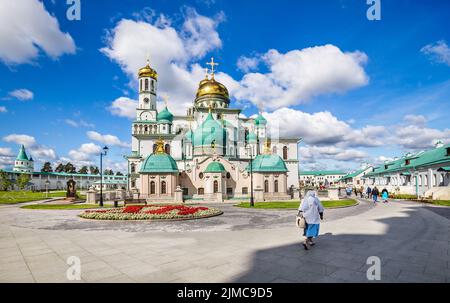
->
[206,57,219,77]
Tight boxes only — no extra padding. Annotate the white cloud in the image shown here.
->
[394,125,450,150]
[0,0,75,65]
[3,134,36,147]
[68,143,101,162]
[101,9,224,115]
[65,119,95,128]
[421,40,450,66]
[108,97,138,119]
[8,89,34,101]
[0,147,14,157]
[403,114,427,126]
[87,131,130,148]
[237,55,260,73]
[0,106,6,113]
[2,134,56,161]
[235,45,369,110]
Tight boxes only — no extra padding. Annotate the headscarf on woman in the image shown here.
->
[298,190,324,225]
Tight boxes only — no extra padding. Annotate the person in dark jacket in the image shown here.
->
[366,186,372,199]
[372,187,379,204]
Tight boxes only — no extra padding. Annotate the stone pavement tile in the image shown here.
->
[329,268,370,282]
[155,260,197,274]
[0,247,22,258]
[270,278,296,283]
[173,267,228,283]
[116,263,159,277]
[81,266,123,282]
[231,269,280,283]
[132,270,180,283]
[20,247,54,258]
[0,272,35,283]
[383,259,426,275]
[397,271,445,283]
[296,261,339,276]
[81,260,112,273]
[95,274,135,283]
[213,262,249,279]
[326,257,366,272]
[1,260,30,273]
[0,254,25,265]
[191,257,231,270]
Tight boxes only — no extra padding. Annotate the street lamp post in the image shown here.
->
[99,146,109,207]
[45,179,50,198]
[246,144,255,207]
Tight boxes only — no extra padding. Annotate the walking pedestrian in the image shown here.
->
[366,186,372,199]
[372,186,379,204]
[381,188,389,203]
[298,191,324,250]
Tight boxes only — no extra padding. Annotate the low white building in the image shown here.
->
[362,142,450,200]
[299,170,346,187]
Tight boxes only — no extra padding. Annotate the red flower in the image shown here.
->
[123,205,145,213]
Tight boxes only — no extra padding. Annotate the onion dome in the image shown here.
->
[157,106,173,123]
[138,60,158,80]
[194,76,230,108]
[192,112,227,147]
[204,161,226,173]
[247,154,288,172]
[254,113,267,126]
[16,145,29,161]
[246,139,287,172]
[140,139,178,173]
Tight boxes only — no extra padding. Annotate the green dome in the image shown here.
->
[16,145,29,161]
[204,161,226,173]
[157,107,173,123]
[255,113,267,126]
[247,154,288,172]
[192,112,227,147]
[140,153,178,173]
[246,132,257,142]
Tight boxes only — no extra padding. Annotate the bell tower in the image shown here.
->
[137,58,158,121]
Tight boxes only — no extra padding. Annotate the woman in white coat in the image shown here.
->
[298,191,324,250]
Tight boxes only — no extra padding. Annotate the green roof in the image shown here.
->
[157,107,173,123]
[364,144,450,177]
[16,145,29,161]
[299,170,346,176]
[140,153,178,173]
[247,154,288,172]
[204,161,226,173]
[254,113,267,126]
[192,112,227,147]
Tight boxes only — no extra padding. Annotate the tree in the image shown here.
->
[89,166,99,175]
[104,169,114,175]
[78,166,88,174]
[0,170,12,191]
[41,162,53,173]
[55,163,64,173]
[115,171,124,176]
[17,173,30,190]
[64,162,76,173]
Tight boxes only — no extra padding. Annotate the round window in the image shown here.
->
[226,172,231,179]
[144,98,149,103]
[199,172,204,179]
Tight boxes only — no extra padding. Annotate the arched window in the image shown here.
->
[424,175,428,186]
[283,146,288,160]
[140,80,142,92]
[144,79,149,91]
[151,80,155,91]
[165,144,170,155]
[433,174,437,186]
[244,128,249,145]
[153,144,157,153]
[419,176,422,186]
[264,180,269,193]
[199,172,204,179]
[274,180,278,193]
[144,125,148,133]
[198,188,204,195]
[130,164,136,173]
[161,181,166,194]
[150,181,155,194]
[213,180,219,193]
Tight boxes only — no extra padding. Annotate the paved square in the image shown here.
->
[1,199,450,283]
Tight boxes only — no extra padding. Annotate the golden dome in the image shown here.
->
[138,62,158,79]
[196,77,229,99]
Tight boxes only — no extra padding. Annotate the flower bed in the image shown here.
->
[78,204,222,220]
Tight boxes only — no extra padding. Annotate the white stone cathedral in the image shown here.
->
[126,58,300,202]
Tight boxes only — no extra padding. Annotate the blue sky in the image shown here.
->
[0,0,449,173]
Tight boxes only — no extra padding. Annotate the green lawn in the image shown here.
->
[21,204,112,210]
[0,191,84,204]
[425,200,450,207]
[235,199,357,209]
